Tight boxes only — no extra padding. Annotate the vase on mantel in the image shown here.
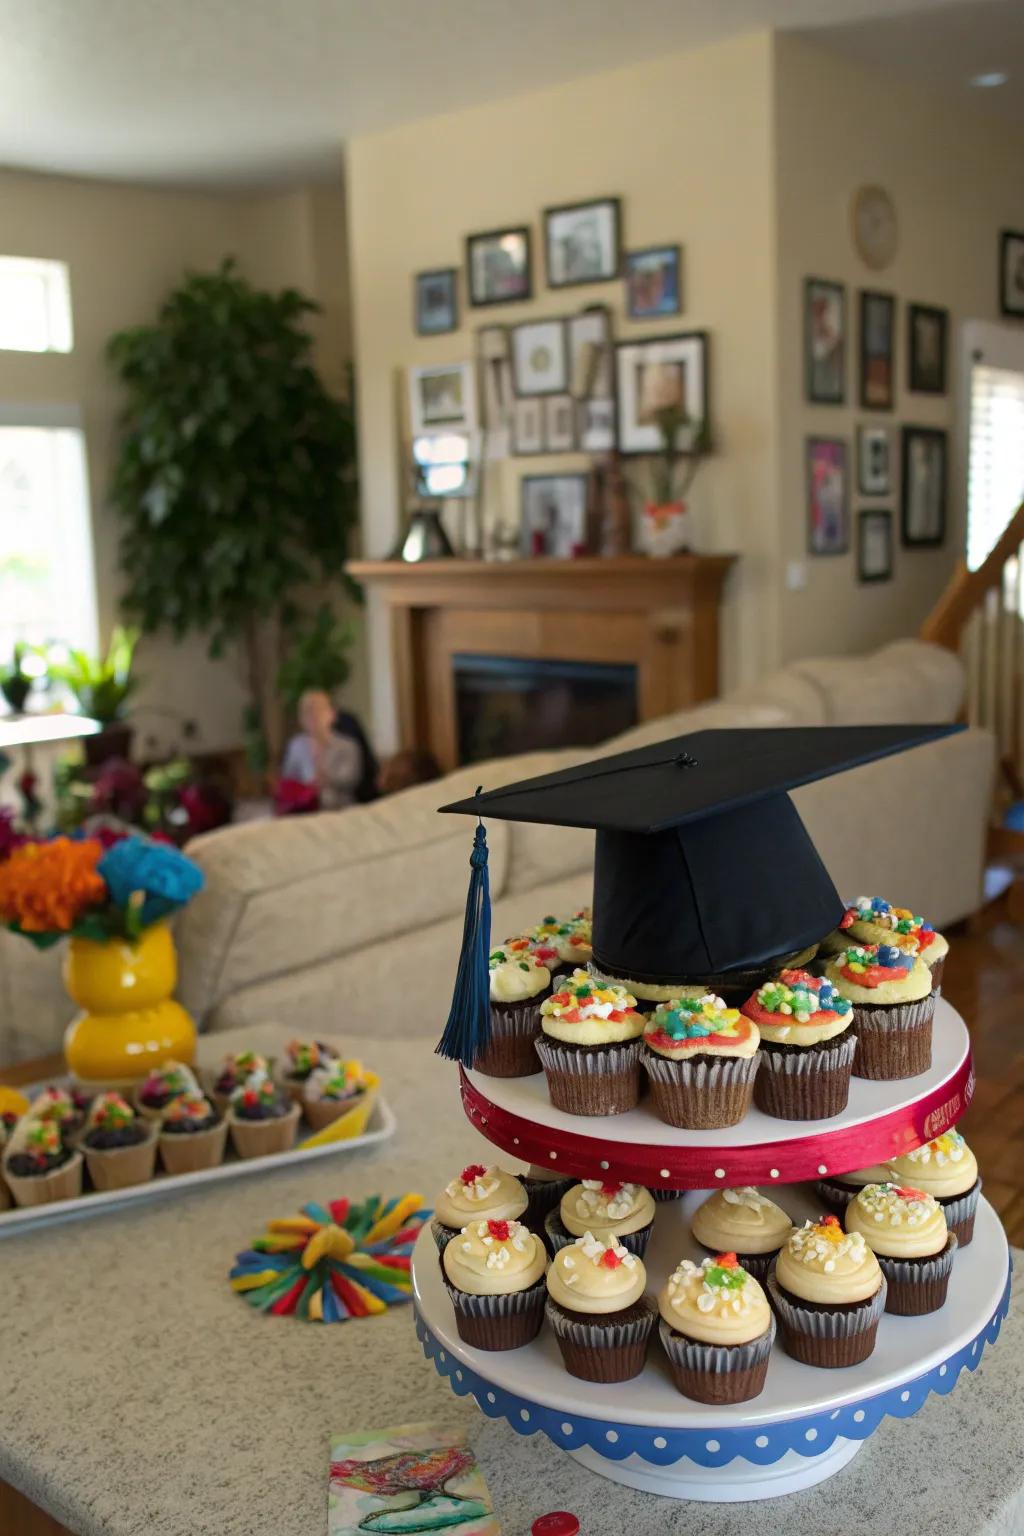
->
[641,500,691,558]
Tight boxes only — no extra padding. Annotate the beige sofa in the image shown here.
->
[0,640,994,1064]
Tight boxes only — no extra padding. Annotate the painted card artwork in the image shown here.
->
[329,1423,500,1536]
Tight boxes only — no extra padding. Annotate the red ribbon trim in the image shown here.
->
[458,1058,974,1188]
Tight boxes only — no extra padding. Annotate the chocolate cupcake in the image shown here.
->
[690,1186,793,1283]
[226,1072,301,1159]
[302,1060,372,1131]
[431,1163,529,1252]
[158,1091,228,1174]
[768,1215,886,1368]
[442,1217,547,1349]
[743,969,856,1121]
[210,1051,269,1116]
[134,1060,199,1122]
[2,1119,83,1208]
[473,944,551,1078]
[641,994,760,1129]
[658,1253,776,1403]
[825,945,934,1080]
[545,1179,655,1258]
[545,1232,656,1382]
[82,1092,158,1191]
[886,1130,980,1247]
[815,1159,898,1215]
[534,969,644,1116]
[281,1039,339,1105]
[845,1183,956,1315]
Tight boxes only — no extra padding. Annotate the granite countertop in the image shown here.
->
[1,1026,1020,1536]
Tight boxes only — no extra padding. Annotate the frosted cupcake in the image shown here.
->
[886,1130,980,1247]
[210,1051,269,1115]
[442,1217,547,1349]
[26,1085,83,1141]
[281,1039,339,1104]
[226,1071,301,1159]
[545,1179,655,1258]
[658,1253,776,1403]
[302,1060,372,1131]
[691,1187,793,1283]
[641,995,760,1129]
[2,1119,83,1208]
[525,910,592,980]
[587,963,707,1016]
[825,945,934,1080]
[838,897,949,988]
[473,943,551,1078]
[815,1158,898,1215]
[158,1092,228,1174]
[431,1163,529,1252]
[81,1093,158,1191]
[743,970,856,1120]
[768,1215,886,1368]
[535,969,645,1116]
[135,1060,199,1121]
[545,1232,656,1382]
[845,1183,956,1315]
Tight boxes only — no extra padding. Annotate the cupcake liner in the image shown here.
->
[158,1118,228,1175]
[940,1179,980,1249]
[431,1218,459,1254]
[282,1077,311,1107]
[2,1151,83,1209]
[226,1101,301,1159]
[473,1002,545,1078]
[544,1208,651,1259]
[876,1234,957,1315]
[653,1189,684,1203]
[534,1037,641,1117]
[442,1275,546,1350]
[303,1091,366,1133]
[658,1316,775,1404]
[133,1091,179,1124]
[753,1034,856,1121]
[926,954,946,989]
[851,994,935,1080]
[521,1175,575,1233]
[767,1266,887,1367]
[642,1050,759,1130]
[545,1296,657,1382]
[84,1123,158,1192]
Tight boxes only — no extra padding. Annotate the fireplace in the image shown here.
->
[454,653,638,765]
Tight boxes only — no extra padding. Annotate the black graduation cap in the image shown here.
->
[435,723,960,1065]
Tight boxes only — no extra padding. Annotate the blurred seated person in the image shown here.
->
[277,690,375,814]
[376,747,441,797]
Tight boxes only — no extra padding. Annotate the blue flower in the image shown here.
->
[98,837,204,928]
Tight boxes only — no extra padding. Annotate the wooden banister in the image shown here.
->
[921,500,1024,650]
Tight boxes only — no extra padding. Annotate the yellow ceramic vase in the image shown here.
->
[63,922,197,1088]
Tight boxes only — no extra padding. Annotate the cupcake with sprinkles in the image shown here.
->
[226,1070,301,1159]
[545,1231,656,1382]
[134,1060,199,1122]
[586,963,707,1016]
[825,943,934,1080]
[281,1039,339,1104]
[2,1118,83,1208]
[210,1050,269,1115]
[742,969,856,1121]
[81,1092,158,1191]
[524,909,592,981]
[473,941,551,1078]
[545,1179,656,1258]
[26,1085,83,1143]
[768,1214,886,1368]
[886,1130,980,1247]
[836,897,949,988]
[641,994,760,1129]
[690,1187,794,1283]
[441,1217,548,1350]
[431,1163,529,1252]
[535,969,645,1116]
[302,1059,373,1131]
[158,1091,228,1174]
[658,1252,776,1403]
[815,1156,901,1215]
[845,1182,956,1314]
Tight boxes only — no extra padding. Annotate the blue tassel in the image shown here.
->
[436,813,491,1066]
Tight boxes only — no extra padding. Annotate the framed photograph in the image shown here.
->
[625,245,682,319]
[413,268,457,335]
[804,278,846,403]
[511,397,543,456]
[858,290,895,411]
[520,474,588,556]
[857,509,893,583]
[806,437,849,556]
[543,393,576,452]
[579,397,615,453]
[907,304,948,394]
[615,332,709,455]
[857,424,892,496]
[466,226,532,307]
[568,306,614,400]
[901,426,947,547]
[999,229,1024,317]
[407,361,476,436]
[511,318,568,397]
[544,197,621,288]
[476,325,512,444]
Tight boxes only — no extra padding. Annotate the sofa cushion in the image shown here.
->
[788,641,964,725]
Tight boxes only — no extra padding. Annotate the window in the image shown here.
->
[0,257,73,353]
[965,323,1024,571]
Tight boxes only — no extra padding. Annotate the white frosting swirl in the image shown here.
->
[489,950,550,1003]
[442,1219,546,1295]
[658,1257,772,1345]
[545,1232,647,1314]
[886,1131,977,1199]
[691,1187,793,1255]
[434,1165,527,1229]
[774,1218,882,1304]
[559,1180,655,1239]
[844,1183,949,1258]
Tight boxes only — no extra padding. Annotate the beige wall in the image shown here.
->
[347,33,780,751]
[774,33,1022,663]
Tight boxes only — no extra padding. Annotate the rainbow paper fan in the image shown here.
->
[229,1194,430,1323]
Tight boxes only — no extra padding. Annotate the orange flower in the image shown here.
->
[0,837,106,934]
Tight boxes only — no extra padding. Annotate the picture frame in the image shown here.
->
[615,332,709,455]
[999,229,1024,318]
[857,509,893,583]
[511,397,544,456]
[520,473,589,556]
[806,437,849,556]
[858,290,895,411]
[625,245,682,319]
[901,426,947,547]
[413,268,457,335]
[511,318,569,397]
[466,226,532,308]
[804,278,846,404]
[544,197,621,288]
[907,303,948,395]
[407,361,477,437]
[857,424,892,496]
[543,393,576,452]
[475,325,513,447]
[578,397,615,453]
[568,306,614,401]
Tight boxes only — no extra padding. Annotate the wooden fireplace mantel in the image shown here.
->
[348,555,736,770]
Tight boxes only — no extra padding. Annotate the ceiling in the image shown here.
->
[0,0,1019,188]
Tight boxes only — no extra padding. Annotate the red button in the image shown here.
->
[532,1516,580,1536]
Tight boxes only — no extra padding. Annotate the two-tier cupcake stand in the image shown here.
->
[411,995,1011,1501]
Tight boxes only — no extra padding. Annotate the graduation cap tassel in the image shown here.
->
[435,813,491,1066]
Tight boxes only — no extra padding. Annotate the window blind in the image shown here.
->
[967,360,1024,571]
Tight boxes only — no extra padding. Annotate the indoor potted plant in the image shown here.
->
[47,626,140,765]
[0,642,35,715]
[637,362,710,557]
